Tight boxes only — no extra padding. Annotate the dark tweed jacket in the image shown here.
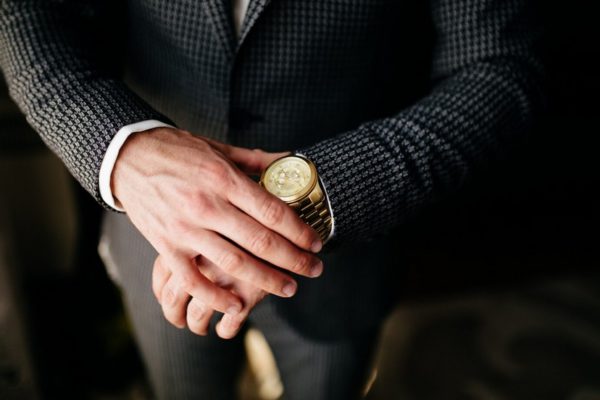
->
[0,0,543,338]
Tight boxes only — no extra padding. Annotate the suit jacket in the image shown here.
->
[0,0,544,339]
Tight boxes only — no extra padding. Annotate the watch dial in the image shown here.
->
[264,158,312,198]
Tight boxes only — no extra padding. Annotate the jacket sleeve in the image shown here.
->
[0,0,173,208]
[297,0,545,242]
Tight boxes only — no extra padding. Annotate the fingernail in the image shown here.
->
[311,240,322,253]
[282,281,297,297]
[227,303,242,315]
[310,260,323,277]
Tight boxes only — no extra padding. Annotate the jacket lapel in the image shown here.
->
[201,0,237,57]
[237,0,272,49]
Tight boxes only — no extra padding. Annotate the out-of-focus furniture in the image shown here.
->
[0,78,77,399]
[0,229,38,400]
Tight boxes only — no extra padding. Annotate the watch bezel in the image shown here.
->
[260,155,318,203]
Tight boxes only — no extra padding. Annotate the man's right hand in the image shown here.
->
[111,127,324,333]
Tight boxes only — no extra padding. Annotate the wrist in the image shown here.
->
[111,127,176,208]
[99,120,175,211]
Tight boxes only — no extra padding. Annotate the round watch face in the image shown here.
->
[263,157,315,199]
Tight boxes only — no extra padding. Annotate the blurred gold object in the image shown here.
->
[243,328,284,400]
[260,155,332,243]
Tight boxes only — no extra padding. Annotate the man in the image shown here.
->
[0,0,543,398]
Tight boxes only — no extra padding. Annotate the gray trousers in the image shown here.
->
[100,212,380,400]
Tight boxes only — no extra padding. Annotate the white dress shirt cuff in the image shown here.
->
[99,119,175,211]
[318,175,336,242]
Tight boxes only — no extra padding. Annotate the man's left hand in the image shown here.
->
[152,253,267,338]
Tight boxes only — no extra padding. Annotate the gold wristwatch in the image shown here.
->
[260,154,333,243]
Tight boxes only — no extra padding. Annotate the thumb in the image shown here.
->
[233,148,290,175]
[205,138,289,175]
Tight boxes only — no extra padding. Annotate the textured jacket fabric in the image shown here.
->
[0,0,544,338]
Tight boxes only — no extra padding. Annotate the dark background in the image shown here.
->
[1,1,598,399]
[400,0,598,296]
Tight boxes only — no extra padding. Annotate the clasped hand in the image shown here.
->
[112,127,324,339]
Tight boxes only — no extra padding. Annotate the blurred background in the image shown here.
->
[1,2,598,399]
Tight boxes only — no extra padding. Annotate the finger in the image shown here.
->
[183,229,298,298]
[186,297,215,336]
[210,203,324,279]
[167,253,244,315]
[205,139,289,175]
[152,255,171,302]
[160,274,191,329]
[216,312,248,340]
[228,175,323,253]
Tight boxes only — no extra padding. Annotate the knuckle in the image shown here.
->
[249,230,274,255]
[162,286,177,307]
[152,266,162,301]
[153,256,162,270]
[218,251,244,275]
[188,302,206,322]
[247,149,265,169]
[261,276,283,295]
[152,278,161,301]
[152,236,172,255]
[260,197,284,226]
[200,285,218,307]
[178,271,197,293]
[295,226,315,249]
[205,159,232,184]
[291,254,312,275]
[170,218,191,236]
[188,193,214,218]
[153,288,161,303]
